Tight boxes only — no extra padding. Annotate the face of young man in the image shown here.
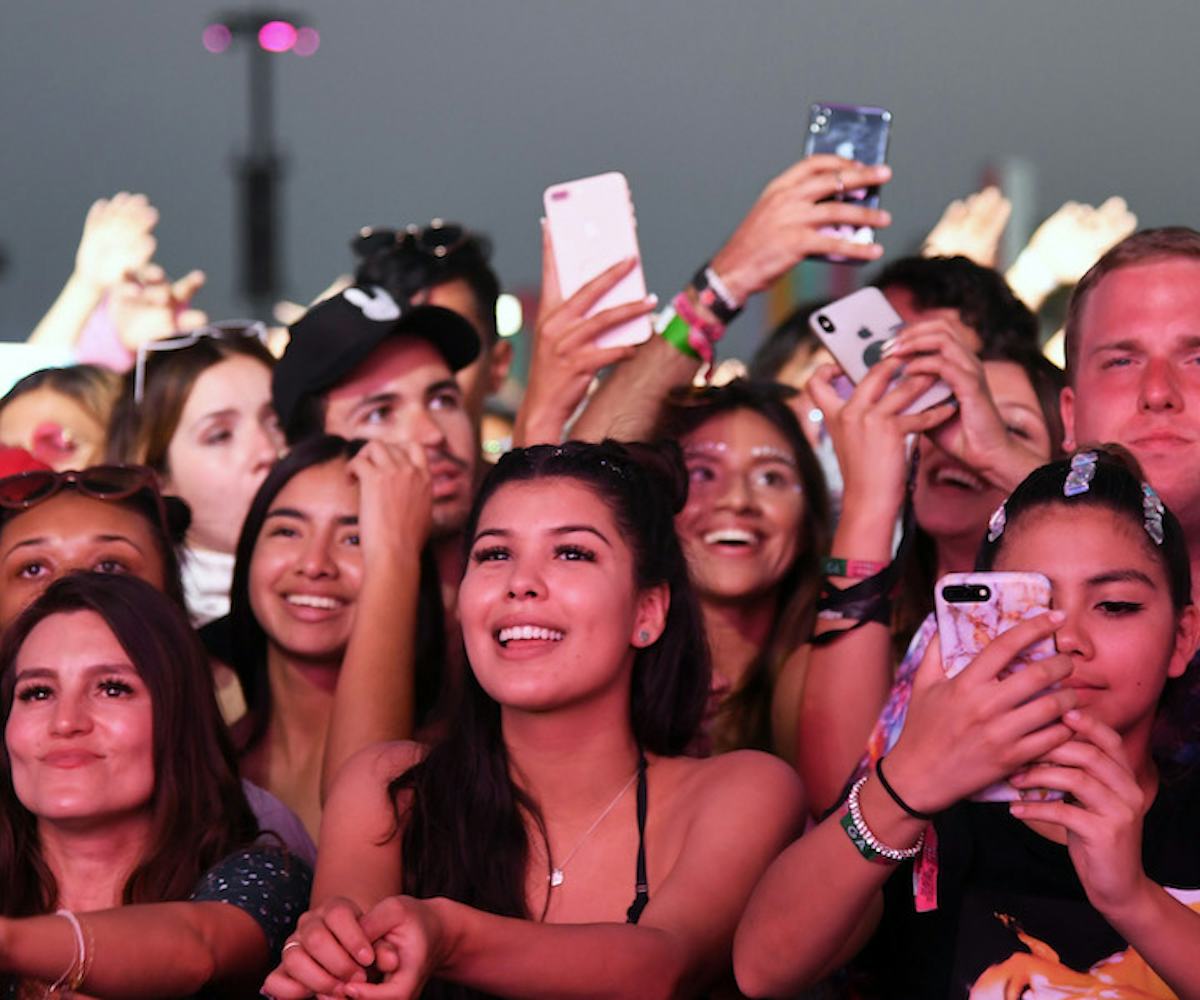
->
[322,336,477,539]
[1061,257,1200,535]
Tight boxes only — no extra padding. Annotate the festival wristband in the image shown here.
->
[656,308,701,360]
[841,777,924,865]
[671,292,723,365]
[691,263,742,325]
[822,556,888,580]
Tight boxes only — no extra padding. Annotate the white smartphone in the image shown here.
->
[934,572,1062,803]
[543,172,653,348]
[808,287,952,414]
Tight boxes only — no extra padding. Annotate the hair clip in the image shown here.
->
[1142,483,1165,546]
[986,502,1007,542]
[1063,450,1099,498]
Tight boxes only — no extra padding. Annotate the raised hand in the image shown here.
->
[73,192,159,292]
[110,264,208,350]
[513,222,655,446]
[921,186,1012,268]
[1007,196,1138,310]
[888,316,1045,491]
[348,439,434,564]
[882,612,1077,815]
[709,155,893,303]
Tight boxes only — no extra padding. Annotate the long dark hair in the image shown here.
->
[0,573,259,916]
[389,441,709,999]
[227,435,445,752]
[975,444,1197,766]
[658,379,831,752]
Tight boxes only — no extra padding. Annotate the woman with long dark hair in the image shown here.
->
[228,435,442,840]
[263,440,803,999]
[0,573,309,997]
[658,379,831,759]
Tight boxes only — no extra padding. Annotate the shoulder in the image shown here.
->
[657,750,806,831]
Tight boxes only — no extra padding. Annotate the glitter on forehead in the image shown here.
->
[682,441,728,456]
[750,445,797,466]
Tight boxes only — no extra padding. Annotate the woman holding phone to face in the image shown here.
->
[262,441,804,1000]
[0,573,310,998]
[736,448,1200,1000]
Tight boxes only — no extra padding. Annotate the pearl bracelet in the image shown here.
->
[841,776,925,864]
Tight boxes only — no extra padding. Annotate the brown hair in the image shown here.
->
[0,573,259,915]
[107,335,275,475]
[1063,227,1200,382]
[0,365,122,431]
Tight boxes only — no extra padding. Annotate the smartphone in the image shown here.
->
[803,102,892,261]
[543,172,652,348]
[808,287,952,414]
[934,572,1061,803]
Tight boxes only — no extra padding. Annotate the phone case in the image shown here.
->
[808,288,952,414]
[543,172,653,348]
[803,102,892,259]
[934,572,1061,802]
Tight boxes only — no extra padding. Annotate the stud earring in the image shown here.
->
[638,630,651,645]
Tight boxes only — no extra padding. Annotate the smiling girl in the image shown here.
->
[262,441,804,1000]
[735,447,1200,999]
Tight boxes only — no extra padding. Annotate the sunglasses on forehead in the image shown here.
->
[352,219,482,262]
[133,320,269,407]
[0,465,170,531]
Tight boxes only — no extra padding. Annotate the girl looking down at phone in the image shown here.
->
[228,435,442,841]
[262,441,804,1000]
[798,326,1064,814]
[658,379,831,759]
[0,573,310,998]
[735,446,1200,999]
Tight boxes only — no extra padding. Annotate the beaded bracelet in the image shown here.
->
[841,776,925,864]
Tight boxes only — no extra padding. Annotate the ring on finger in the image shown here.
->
[282,940,303,955]
[835,172,846,196]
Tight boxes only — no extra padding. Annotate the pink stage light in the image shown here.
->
[202,23,232,54]
[258,20,298,53]
[294,26,320,56]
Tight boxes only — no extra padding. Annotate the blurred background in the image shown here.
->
[2,0,1196,361]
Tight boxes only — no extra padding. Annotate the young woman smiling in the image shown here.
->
[262,441,804,1000]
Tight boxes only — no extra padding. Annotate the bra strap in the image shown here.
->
[625,751,650,924]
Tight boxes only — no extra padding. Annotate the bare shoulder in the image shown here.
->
[653,750,806,825]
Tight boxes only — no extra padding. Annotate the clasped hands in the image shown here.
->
[265,895,445,1000]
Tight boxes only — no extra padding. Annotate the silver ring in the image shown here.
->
[282,940,303,955]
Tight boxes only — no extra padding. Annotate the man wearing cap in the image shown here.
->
[273,284,481,543]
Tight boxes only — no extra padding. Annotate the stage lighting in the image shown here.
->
[258,20,297,52]
[294,26,320,56]
[202,23,232,53]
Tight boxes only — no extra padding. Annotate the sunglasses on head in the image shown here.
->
[133,320,269,406]
[352,219,477,262]
[0,465,170,532]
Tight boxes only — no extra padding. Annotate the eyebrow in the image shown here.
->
[352,391,401,416]
[425,378,462,399]
[190,408,240,430]
[473,524,613,547]
[15,662,138,683]
[2,534,144,561]
[1088,569,1157,589]
[264,509,358,526]
[1090,335,1200,356]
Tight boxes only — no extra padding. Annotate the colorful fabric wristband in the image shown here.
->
[691,264,742,325]
[656,308,701,360]
[822,556,888,580]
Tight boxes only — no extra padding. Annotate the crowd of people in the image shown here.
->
[0,150,1197,1000]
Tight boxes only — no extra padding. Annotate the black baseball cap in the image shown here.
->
[273,285,481,436]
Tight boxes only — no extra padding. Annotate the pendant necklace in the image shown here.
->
[548,766,640,888]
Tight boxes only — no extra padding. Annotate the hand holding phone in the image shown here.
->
[803,102,892,262]
[935,572,1063,802]
[543,172,652,348]
[808,287,953,415]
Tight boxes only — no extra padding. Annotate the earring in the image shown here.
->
[637,630,651,645]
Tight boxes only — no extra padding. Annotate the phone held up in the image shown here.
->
[543,171,653,349]
[803,102,892,262]
[808,287,953,414]
[934,571,1063,803]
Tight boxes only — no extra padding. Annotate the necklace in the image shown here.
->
[548,765,641,888]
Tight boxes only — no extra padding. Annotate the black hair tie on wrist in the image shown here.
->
[875,757,934,821]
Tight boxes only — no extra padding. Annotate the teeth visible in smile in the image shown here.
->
[497,625,565,647]
[704,528,756,546]
[935,468,983,491]
[286,594,342,610]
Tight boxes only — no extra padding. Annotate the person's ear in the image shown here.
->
[1168,604,1200,680]
[1059,385,1077,452]
[487,338,514,395]
[631,582,670,648]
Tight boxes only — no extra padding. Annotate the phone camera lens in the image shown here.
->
[817,315,834,333]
